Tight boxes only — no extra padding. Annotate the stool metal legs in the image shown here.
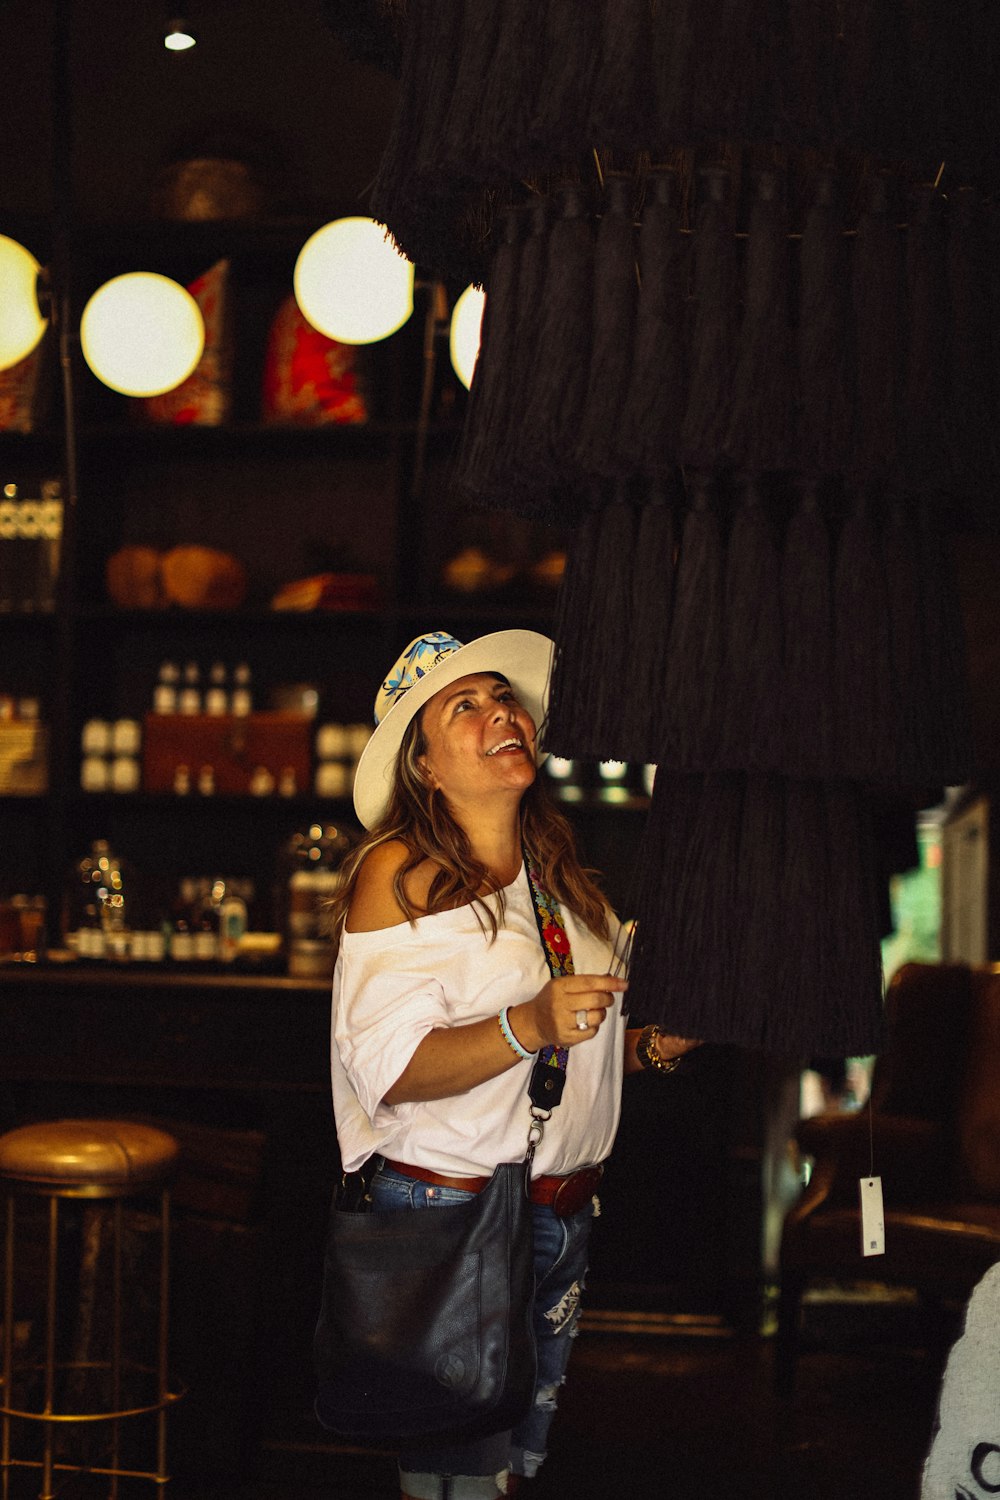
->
[3,1195,14,1500]
[0,1187,182,1498]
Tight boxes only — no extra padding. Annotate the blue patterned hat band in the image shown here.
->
[374,632,465,726]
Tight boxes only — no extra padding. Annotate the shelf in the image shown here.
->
[73,605,384,629]
[70,790,357,814]
[0,610,59,629]
[73,420,397,457]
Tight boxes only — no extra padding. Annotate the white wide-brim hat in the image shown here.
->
[352,629,554,829]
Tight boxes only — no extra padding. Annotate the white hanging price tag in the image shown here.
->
[860,1177,885,1257]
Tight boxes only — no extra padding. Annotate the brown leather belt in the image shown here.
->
[382,1158,604,1218]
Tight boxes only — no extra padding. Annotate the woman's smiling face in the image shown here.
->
[417,671,537,809]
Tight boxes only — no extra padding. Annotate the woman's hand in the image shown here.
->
[655,1032,702,1062]
[509,973,628,1053]
[623,1025,703,1076]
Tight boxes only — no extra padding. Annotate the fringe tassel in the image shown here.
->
[902,182,949,493]
[780,480,834,778]
[516,183,595,486]
[851,173,903,486]
[832,489,894,781]
[822,780,885,1058]
[574,174,638,478]
[617,479,678,764]
[724,170,793,474]
[732,773,786,1048]
[945,188,997,519]
[718,478,783,771]
[796,168,851,478]
[627,771,744,1042]
[437,0,504,181]
[576,484,640,759]
[455,206,526,501]
[618,169,689,479]
[914,500,973,786]
[544,489,604,757]
[590,0,655,150]
[882,498,924,784]
[531,0,601,160]
[662,476,724,770]
[488,195,555,509]
[471,0,543,179]
[680,167,738,472]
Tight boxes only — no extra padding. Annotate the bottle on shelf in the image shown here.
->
[167,881,197,965]
[205,661,229,716]
[65,840,134,961]
[230,662,252,717]
[179,662,202,715]
[153,661,180,714]
[190,879,220,963]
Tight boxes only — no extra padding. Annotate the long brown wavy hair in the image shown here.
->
[329,712,610,941]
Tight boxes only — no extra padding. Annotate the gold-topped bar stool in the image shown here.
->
[0,1120,185,1498]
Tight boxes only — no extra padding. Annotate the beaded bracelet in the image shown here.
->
[498,1006,536,1062]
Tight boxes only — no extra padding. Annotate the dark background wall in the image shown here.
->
[0,0,396,223]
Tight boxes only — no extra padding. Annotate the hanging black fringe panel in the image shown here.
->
[626,769,885,1056]
[337,1,1000,284]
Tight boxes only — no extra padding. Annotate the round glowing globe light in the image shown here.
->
[449,283,486,390]
[0,235,47,371]
[294,217,414,345]
[80,272,204,397]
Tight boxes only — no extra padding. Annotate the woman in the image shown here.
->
[329,629,697,1500]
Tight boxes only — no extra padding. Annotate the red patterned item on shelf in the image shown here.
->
[138,259,232,426]
[0,340,45,433]
[261,295,368,426]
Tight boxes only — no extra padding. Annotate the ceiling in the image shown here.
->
[0,0,398,223]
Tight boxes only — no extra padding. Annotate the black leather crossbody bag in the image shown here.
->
[313,856,574,1446]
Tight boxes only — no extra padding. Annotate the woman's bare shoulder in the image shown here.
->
[345,840,438,933]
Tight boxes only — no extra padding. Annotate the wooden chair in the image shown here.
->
[776,961,1000,1394]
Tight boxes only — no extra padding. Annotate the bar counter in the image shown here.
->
[1,961,340,1476]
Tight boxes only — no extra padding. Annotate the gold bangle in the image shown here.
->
[637,1024,682,1075]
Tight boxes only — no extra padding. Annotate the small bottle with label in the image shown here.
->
[179,662,201,715]
[205,662,228,716]
[153,662,180,714]
[230,662,252,717]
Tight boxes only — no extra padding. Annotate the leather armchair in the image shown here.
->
[776,961,1000,1394]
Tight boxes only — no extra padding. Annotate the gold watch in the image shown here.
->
[637,1024,682,1075]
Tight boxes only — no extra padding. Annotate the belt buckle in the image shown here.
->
[552,1164,603,1218]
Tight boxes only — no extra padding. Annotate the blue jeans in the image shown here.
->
[369,1162,596,1500]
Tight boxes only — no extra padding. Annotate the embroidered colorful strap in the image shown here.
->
[524,849,573,1110]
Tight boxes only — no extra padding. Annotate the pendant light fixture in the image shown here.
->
[80,272,204,397]
[0,235,48,371]
[293,217,414,345]
[448,283,486,390]
[164,16,196,50]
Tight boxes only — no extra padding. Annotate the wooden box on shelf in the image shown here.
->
[0,719,48,795]
[142,712,312,796]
